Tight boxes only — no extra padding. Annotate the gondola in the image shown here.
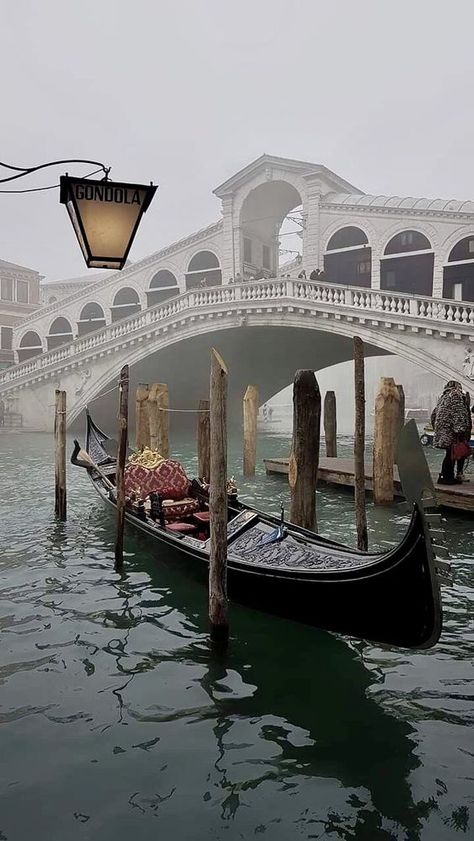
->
[71,411,447,649]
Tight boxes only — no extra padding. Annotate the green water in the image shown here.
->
[0,430,473,840]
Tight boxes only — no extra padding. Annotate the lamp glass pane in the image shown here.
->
[74,186,148,260]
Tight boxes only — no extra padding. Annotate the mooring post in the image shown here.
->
[373,377,400,506]
[209,348,229,646]
[197,399,210,480]
[396,384,405,442]
[54,389,67,521]
[148,383,169,457]
[115,365,129,570]
[135,383,150,450]
[289,370,320,531]
[243,384,258,476]
[323,390,337,457]
[353,337,368,551]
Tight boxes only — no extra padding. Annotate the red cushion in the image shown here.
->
[162,498,199,521]
[166,522,196,533]
[125,459,191,500]
[193,511,210,523]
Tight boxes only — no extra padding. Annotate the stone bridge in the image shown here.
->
[2,278,474,431]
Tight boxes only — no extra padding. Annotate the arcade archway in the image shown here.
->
[239,181,303,278]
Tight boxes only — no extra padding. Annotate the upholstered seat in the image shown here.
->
[162,497,200,521]
[193,511,210,524]
[166,522,196,534]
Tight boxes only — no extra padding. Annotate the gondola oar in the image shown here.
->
[71,440,115,492]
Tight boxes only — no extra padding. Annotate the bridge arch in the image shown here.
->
[381,229,434,296]
[47,316,74,350]
[147,269,180,307]
[443,235,474,301]
[324,225,371,287]
[239,180,302,279]
[18,330,43,362]
[110,287,141,322]
[185,251,222,290]
[68,311,470,428]
[77,302,106,336]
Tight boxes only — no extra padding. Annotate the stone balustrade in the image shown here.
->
[2,279,473,389]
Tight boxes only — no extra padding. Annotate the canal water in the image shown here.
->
[0,430,473,841]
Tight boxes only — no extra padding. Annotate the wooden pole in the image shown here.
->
[323,390,337,457]
[197,399,210,480]
[148,383,169,457]
[353,337,368,551]
[243,384,258,476]
[115,365,129,570]
[54,389,67,521]
[209,348,229,646]
[135,383,150,450]
[289,370,320,531]
[393,385,405,452]
[373,377,400,506]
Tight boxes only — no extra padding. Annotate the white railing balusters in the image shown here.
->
[2,279,474,389]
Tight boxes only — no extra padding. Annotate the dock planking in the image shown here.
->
[263,456,474,513]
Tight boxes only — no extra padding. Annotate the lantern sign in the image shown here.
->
[60,175,157,270]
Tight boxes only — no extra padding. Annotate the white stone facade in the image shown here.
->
[5,153,474,371]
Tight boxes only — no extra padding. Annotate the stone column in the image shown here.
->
[220,195,235,282]
[370,241,381,291]
[302,188,322,273]
[432,253,444,299]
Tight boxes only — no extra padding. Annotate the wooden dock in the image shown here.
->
[263,456,474,513]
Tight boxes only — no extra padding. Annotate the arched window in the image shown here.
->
[381,230,433,295]
[185,251,222,290]
[47,317,74,351]
[443,235,474,301]
[324,227,371,288]
[384,231,431,255]
[77,302,106,336]
[147,270,179,307]
[110,287,141,322]
[326,227,368,251]
[18,330,43,362]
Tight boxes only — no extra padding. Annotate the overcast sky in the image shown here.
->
[2,0,474,281]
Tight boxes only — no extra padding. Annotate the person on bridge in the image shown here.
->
[309,269,319,280]
[431,381,467,484]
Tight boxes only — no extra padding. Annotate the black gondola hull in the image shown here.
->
[90,476,441,650]
[73,413,443,649]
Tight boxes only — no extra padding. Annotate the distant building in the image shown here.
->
[0,259,43,368]
[40,272,104,306]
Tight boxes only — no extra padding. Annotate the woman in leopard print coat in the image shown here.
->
[430,381,467,483]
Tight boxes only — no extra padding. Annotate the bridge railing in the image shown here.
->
[2,278,474,387]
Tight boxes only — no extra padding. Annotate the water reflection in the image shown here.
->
[0,432,472,840]
[121,534,445,840]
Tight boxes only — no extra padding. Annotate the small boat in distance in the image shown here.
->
[71,412,445,649]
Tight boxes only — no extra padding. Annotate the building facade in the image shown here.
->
[0,259,43,368]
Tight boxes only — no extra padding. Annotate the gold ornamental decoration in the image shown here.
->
[127,447,165,470]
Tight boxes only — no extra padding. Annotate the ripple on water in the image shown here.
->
[0,430,473,841]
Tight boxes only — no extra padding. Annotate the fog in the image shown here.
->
[263,356,446,436]
[2,0,474,280]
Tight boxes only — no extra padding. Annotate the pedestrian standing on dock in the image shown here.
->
[0,398,4,426]
[431,381,467,484]
[455,392,472,481]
